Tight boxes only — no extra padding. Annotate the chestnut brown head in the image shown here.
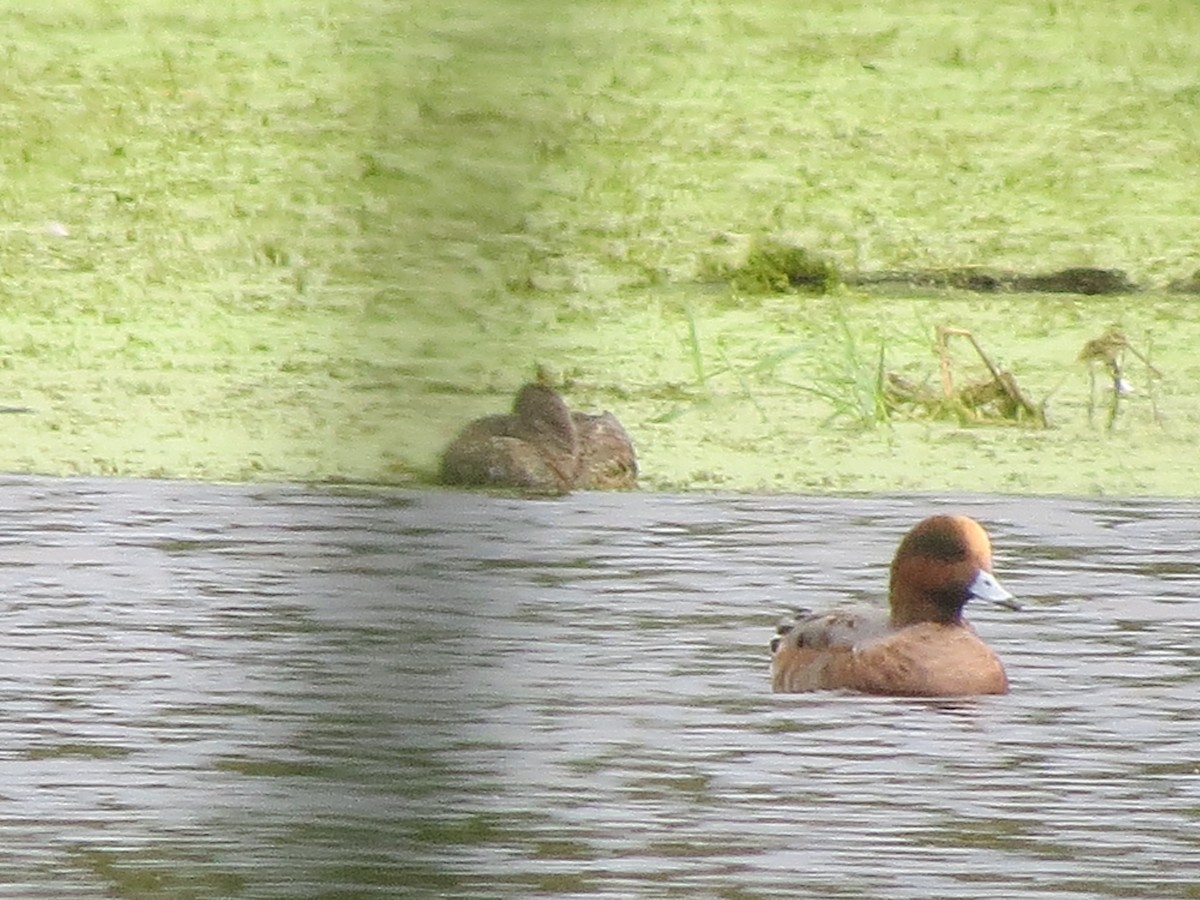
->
[888,515,1014,627]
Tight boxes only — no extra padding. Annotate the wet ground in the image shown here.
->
[0,477,1196,897]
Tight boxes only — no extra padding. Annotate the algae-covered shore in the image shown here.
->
[4,1,1200,494]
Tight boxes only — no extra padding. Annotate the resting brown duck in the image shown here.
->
[440,383,637,493]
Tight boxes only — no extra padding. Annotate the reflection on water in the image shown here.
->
[0,478,1196,897]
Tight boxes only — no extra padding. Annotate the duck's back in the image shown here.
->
[778,605,892,649]
[770,606,890,692]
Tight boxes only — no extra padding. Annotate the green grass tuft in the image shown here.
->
[786,307,891,428]
[703,236,841,295]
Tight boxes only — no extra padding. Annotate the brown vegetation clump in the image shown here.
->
[1078,328,1163,431]
[886,326,1046,426]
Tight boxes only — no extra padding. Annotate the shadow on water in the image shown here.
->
[0,477,1197,897]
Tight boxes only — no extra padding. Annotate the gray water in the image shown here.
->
[0,477,1196,898]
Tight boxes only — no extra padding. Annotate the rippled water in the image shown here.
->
[0,477,1197,898]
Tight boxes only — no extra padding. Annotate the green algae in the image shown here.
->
[2,0,1199,495]
[470,289,1197,495]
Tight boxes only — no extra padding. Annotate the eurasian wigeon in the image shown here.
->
[770,514,1015,696]
[439,383,638,493]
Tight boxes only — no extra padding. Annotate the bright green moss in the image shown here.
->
[2,0,1199,494]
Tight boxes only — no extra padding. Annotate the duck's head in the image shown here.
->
[513,383,578,455]
[888,515,1017,627]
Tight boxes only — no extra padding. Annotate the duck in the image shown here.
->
[439,383,637,493]
[770,515,1016,696]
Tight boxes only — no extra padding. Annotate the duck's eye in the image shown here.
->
[770,637,781,653]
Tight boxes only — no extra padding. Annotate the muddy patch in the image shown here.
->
[849,266,1139,296]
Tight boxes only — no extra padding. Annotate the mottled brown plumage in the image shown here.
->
[572,411,638,490]
[440,383,637,493]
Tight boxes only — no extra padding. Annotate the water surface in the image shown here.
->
[0,478,1196,897]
